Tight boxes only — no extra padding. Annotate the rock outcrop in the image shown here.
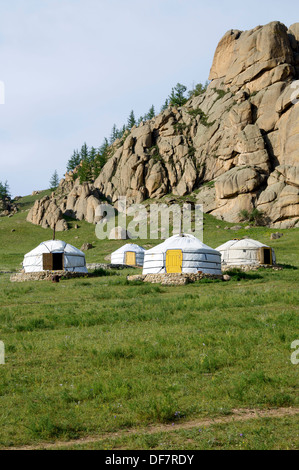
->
[27,195,68,231]
[27,21,299,230]
[0,197,18,217]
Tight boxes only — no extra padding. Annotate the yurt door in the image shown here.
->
[125,251,136,266]
[42,253,64,271]
[166,250,183,273]
[262,248,272,265]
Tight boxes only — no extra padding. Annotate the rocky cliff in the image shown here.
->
[28,21,299,230]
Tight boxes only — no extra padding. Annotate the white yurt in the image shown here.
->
[142,234,222,275]
[216,238,276,266]
[111,244,145,267]
[23,240,88,273]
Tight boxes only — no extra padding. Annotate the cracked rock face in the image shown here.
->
[28,21,299,230]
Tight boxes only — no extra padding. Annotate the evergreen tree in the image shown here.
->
[121,124,127,137]
[147,105,155,120]
[110,124,119,144]
[49,170,59,190]
[0,180,10,200]
[160,98,169,112]
[89,146,97,163]
[94,138,109,178]
[78,159,92,184]
[67,150,81,172]
[168,83,188,107]
[80,142,89,161]
[127,110,136,129]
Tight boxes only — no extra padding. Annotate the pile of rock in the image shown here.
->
[0,198,18,217]
[87,263,136,271]
[127,272,224,285]
[10,271,88,283]
[222,264,283,272]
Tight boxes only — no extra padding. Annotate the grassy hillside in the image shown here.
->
[0,195,298,449]
[1,193,298,271]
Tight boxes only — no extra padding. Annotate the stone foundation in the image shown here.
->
[10,271,88,283]
[127,273,223,286]
[87,263,137,270]
[222,264,283,272]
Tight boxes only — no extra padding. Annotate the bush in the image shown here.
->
[239,209,265,226]
[188,81,209,98]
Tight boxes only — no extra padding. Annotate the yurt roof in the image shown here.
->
[111,243,146,255]
[146,234,219,254]
[24,240,85,258]
[216,238,270,252]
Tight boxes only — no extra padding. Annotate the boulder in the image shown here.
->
[81,243,93,251]
[27,196,68,231]
[271,232,284,240]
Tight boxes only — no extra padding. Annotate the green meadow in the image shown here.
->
[0,194,298,449]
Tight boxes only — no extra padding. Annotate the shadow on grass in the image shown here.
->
[88,268,120,278]
[225,268,263,281]
[277,264,298,270]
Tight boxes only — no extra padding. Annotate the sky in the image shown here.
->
[0,0,299,197]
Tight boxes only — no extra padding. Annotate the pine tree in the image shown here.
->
[0,180,10,201]
[94,138,109,179]
[80,142,89,161]
[78,159,92,184]
[110,124,119,144]
[168,83,188,107]
[49,170,59,190]
[67,150,81,172]
[127,110,136,129]
[89,146,97,163]
[147,105,155,120]
[160,98,169,112]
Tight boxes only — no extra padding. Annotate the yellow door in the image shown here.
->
[166,250,183,273]
[125,251,136,266]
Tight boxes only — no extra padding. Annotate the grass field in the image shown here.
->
[0,195,298,449]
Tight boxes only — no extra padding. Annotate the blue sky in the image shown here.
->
[0,0,299,196]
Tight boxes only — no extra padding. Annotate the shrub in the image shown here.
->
[187,108,215,127]
[239,209,265,226]
[188,81,209,98]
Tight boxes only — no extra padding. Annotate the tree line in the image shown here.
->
[56,81,209,187]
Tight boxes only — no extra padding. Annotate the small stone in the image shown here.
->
[270,232,283,240]
[81,243,93,251]
[223,274,231,281]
